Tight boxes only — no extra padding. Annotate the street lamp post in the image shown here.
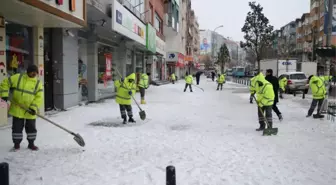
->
[212,25,223,68]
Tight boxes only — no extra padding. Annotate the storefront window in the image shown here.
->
[5,22,33,76]
[135,53,144,73]
[126,49,133,75]
[97,45,114,86]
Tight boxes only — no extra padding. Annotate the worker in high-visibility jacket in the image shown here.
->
[216,73,225,91]
[183,72,193,92]
[138,72,150,104]
[306,75,326,118]
[114,73,137,124]
[249,74,258,104]
[171,73,176,84]
[255,72,275,131]
[279,76,287,99]
[0,65,43,151]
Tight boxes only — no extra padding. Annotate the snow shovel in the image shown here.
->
[11,101,85,147]
[115,68,146,120]
[192,84,204,92]
[253,97,278,136]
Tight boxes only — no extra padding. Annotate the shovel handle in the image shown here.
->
[10,101,74,135]
[252,96,271,127]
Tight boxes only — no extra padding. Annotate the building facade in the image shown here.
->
[0,0,87,126]
[0,0,161,126]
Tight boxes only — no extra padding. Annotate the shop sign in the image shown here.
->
[166,52,178,62]
[178,53,184,67]
[104,54,112,87]
[155,35,166,56]
[111,0,146,46]
[184,55,193,62]
[146,24,156,53]
[40,0,84,20]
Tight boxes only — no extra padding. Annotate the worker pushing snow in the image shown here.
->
[183,72,193,92]
[216,73,225,91]
[254,72,275,131]
[114,73,137,124]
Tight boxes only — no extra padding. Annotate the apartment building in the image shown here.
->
[277,21,297,58]
[185,9,201,72]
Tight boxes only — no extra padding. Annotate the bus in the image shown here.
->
[226,68,233,76]
[232,67,245,78]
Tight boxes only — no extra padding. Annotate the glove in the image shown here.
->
[28,108,36,115]
[128,91,132,95]
[1,97,8,102]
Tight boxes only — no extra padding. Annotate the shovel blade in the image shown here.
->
[262,128,278,136]
[139,110,146,120]
[73,133,85,147]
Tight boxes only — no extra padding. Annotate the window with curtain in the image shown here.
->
[154,13,162,33]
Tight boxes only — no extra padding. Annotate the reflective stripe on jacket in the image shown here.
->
[279,77,287,91]
[115,73,136,105]
[138,74,149,88]
[256,81,275,107]
[0,73,43,119]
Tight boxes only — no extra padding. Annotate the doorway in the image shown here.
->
[43,29,54,111]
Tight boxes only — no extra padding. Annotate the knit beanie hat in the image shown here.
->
[27,64,38,73]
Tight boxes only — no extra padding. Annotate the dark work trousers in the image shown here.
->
[139,87,145,98]
[217,83,223,90]
[12,117,37,145]
[184,84,193,92]
[119,104,133,119]
[308,98,324,116]
[250,93,255,103]
[211,76,215,81]
[172,80,175,84]
[257,106,273,129]
[272,102,282,117]
[196,76,200,85]
[279,89,284,99]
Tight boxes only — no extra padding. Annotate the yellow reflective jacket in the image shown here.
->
[185,75,193,84]
[249,76,257,94]
[0,73,43,119]
[115,73,136,105]
[279,77,287,91]
[218,74,225,83]
[309,75,326,99]
[171,73,176,81]
[138,73,149,89]
[255,73,274,107]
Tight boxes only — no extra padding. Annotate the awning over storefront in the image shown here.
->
[0,0,87,27]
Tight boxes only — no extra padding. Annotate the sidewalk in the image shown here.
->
[1,78,335,185]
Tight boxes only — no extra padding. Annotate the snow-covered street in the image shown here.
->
[1,77,336,185]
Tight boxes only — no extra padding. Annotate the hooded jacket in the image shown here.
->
[115,73,136,105]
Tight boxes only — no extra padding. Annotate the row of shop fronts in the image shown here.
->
[0,0,198,126]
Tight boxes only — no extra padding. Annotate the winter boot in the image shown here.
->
[122,116,127,124]
[28,143,39,151]
[216,88,219,91]
[256,124,265,131]
[128,116,136,123]
[140,98,146,104]
[13,143,20,151]
[183,89,186,92]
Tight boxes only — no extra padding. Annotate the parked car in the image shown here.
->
[279,72,309,94]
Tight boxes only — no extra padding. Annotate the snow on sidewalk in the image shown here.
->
[0,77,335,185]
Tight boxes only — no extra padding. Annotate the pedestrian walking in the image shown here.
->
[306,75,326,118]
[195,71,202,85]
[0,64,43,151]
[138,72,150,104]
[255,72,275,131]
[183,72,193,92]
[279,76,287,99]
[211,71,216,82]
[216,73,225,91]
[171,73,176,84]
[114,73,137,124]
[265,69,283,121]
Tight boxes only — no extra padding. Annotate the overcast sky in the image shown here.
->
[191,0,310,41]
